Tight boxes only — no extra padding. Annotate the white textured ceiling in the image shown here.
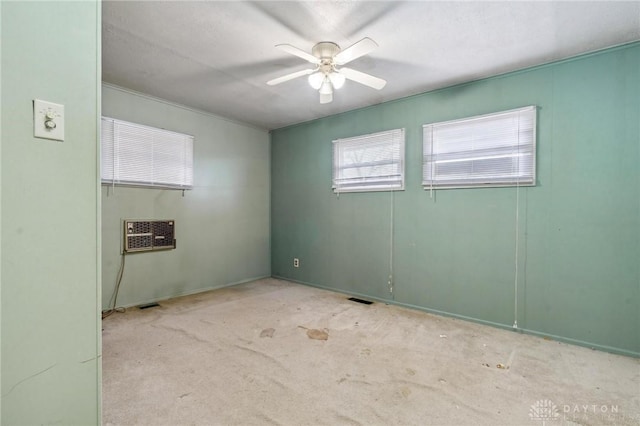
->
[103,1,640,130]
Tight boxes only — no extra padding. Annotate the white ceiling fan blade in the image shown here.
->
[275,44,320,64]
[267,68,314,86]
[340,67,386,90]
[320,92,333,104]
[334,37,378,65]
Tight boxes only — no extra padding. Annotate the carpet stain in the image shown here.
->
[260,328,275,338]
[307,329,329,340]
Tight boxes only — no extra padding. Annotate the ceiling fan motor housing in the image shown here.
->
[312,42,341,60]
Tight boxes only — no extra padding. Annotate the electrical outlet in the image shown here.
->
[293,258,300,268]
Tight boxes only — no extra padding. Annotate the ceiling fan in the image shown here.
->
[267,37,386,104]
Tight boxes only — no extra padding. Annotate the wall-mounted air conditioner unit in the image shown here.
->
[124,220,176,253]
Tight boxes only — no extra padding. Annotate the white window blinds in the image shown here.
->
[101,117,194,189]
[333,128,405,193]
[423,106,536,189]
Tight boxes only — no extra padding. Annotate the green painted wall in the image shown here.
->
[1,1,101,424]
[271,43,640,357]
[101,85,270,309]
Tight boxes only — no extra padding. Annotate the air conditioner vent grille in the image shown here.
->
[124,220,175,253]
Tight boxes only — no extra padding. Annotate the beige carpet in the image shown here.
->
[102,278,640,425]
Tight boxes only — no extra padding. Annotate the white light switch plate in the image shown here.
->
[33,99,64,141]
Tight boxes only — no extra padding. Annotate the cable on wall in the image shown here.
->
[513,181,520,329]
[513,118,522,330]
[102,251,126,319]
[388,189,395,299]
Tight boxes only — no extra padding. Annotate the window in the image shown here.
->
[101,117,194,189]
[332,128,405,193]
[422,106,536,189]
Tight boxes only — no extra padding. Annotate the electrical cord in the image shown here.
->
[102,251,127,319]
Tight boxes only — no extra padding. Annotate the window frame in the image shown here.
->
[332,128,405,193]
[422,106,537,190]
[101,117,194,190]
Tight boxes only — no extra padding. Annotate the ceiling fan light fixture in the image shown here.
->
[319,78,333,95]
[328,71,345,89]
[308,72,324,90]
[320,92,333,104]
